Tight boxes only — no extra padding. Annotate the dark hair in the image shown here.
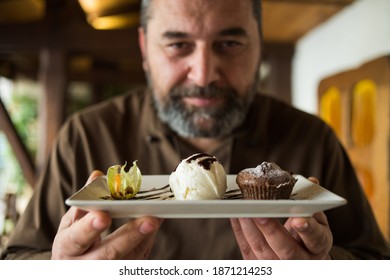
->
[140,0,262,38]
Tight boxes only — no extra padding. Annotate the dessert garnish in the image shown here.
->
[107,161,142,199]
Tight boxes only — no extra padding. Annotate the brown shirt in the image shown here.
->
[2,89,389,259]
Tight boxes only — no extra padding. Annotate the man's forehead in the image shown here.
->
[148,0,255,37]
[150,0,253,15]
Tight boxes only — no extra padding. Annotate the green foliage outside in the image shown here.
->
[0,81,38,195]
[0,78,39,252]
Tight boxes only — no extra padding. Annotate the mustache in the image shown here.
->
[170,84,238,99]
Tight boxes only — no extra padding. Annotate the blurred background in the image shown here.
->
[0,0,389,252]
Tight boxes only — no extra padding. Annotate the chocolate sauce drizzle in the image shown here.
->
[100,185,242,200]
[185,153,218,170]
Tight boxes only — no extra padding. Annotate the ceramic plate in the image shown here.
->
[66,175,347,218]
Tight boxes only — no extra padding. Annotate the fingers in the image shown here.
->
[231,218,278,259]
[251,218,304,259]
[230,218,257,259]
[124,218,164,259]
[52,207,112,259]
[53,171,162,260]
[284,218,303,245]
[308,177,319,185]
[231,213,333,260]
[94,216,161,260]
[53,209,161,259]
[290,212,333,258]
[56,206,86,232]
[87,170,104,184]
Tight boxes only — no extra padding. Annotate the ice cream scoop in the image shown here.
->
[169,153,227,200]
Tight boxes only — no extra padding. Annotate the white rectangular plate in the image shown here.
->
[66,175,347,218]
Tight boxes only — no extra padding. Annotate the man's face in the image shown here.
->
[139,0,261,137]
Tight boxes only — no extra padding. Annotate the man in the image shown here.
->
[2,0,389,259]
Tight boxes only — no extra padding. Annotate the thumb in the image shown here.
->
[87,170,104,184]
[308,176,319,185]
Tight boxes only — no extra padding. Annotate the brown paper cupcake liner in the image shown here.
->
[239,181,295,200]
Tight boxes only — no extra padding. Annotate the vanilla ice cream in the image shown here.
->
[169,153,227,200]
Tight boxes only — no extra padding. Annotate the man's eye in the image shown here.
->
[166,42,193,56]
[215,41,244,55]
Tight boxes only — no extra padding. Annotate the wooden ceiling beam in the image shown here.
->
[0,22,139,52]
[262,1,352,42]
[262,0,353,5]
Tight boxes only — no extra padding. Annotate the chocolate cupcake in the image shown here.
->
[236,162,297,200]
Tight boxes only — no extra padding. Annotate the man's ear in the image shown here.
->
[138,27,149,72]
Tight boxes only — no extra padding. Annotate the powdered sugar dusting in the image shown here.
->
[241,162,286,177]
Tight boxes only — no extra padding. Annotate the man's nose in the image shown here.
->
[187,46,220,87]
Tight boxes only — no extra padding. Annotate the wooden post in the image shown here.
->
[263,43,295,104]
[37,48,66,171]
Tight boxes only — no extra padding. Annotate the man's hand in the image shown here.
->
[51,171,162,259]
[230,177,333,260]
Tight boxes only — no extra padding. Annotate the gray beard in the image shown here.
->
[151,82,257,138]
